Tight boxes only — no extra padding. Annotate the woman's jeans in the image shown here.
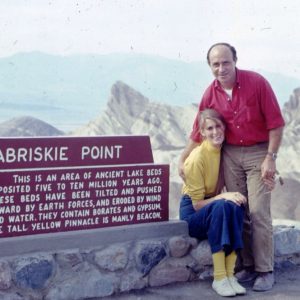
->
[180,195,244,255]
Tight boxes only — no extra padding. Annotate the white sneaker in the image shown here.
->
[212,277,236,297]
[228,276,246,295]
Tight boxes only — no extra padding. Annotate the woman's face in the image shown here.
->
[201,118,225,148]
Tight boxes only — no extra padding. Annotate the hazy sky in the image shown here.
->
[0,0,299,78]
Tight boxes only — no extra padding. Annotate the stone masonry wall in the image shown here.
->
[0,220,299,299]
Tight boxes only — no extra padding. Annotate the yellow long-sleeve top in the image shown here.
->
[182,139,221,204]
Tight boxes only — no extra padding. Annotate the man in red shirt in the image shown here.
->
[178,42,285,292]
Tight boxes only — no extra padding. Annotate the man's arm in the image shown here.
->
[178,139,199,181]
[261,126,284,186]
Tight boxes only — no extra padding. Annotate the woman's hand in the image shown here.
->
[192,191,247,211]
[218,192,247,206]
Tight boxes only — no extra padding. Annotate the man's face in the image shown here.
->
[208,45,236,89]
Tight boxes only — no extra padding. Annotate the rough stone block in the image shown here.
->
[12,255,54,290]
[55,251,83,269]
[274,225,300,256]
[0,291,23,300]
[168,236,191,258]
[45,269,119,300]
[94,243,129,271]
[190,240,212,266]
[135,240,167,275]
[120,269,148,292]
[0,261,12,290]
[148,256,193,287]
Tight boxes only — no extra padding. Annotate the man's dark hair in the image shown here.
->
[206,43,237,64]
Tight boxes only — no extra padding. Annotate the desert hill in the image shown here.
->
[0,116,64,137]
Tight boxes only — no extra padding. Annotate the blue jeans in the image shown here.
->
[180,195,244,255]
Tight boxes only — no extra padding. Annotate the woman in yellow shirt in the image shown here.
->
[180,109,247,297]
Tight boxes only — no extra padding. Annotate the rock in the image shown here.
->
[0,292,23,300]
[148,256,193,287]
[168,236,191,258]
[12,255,54,290]
[120,269,148,292]
[0,261,12,290]
[55,251,83,269]
[190,240,213,266]
[273,221,300,256]
[94,244,129,271]
[135,241,167,276]
[45,270,119,300]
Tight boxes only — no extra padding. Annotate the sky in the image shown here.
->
[0,0,299,78]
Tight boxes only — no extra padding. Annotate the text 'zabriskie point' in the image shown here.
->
[0,145,123,163]
[0,136,170,238]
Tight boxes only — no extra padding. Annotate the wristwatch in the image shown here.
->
[267,152,277,161]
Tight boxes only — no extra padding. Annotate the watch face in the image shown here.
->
[268,152,277,160]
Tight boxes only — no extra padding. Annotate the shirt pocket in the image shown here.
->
[245,94,262,122]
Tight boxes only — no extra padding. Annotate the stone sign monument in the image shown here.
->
[0,136,169,237]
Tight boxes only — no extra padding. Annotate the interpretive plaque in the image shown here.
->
[0,136,169,237]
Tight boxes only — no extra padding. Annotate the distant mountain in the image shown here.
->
[0,52,299,131]
[73,81,196,150]
[0,116,64,137]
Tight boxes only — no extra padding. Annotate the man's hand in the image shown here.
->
[178,161,186,182]
[263,177,276,191]
[178,139,199,182]
[261,157,276,190]
[262,127,284,190]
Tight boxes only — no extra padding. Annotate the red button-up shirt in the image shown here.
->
[190,68,285,145]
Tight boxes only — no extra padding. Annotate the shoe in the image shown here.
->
[212,277,236,297]
[228,276,246,295]
[252,272,274,292]
[235,269,258,283]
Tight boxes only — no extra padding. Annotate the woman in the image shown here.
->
[180,109,247,297]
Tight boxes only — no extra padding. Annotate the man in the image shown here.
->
[178,42,285,292]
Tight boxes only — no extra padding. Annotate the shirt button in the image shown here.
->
[234,111,237,114]
[240,140,243,143]
[237,125,240,128]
